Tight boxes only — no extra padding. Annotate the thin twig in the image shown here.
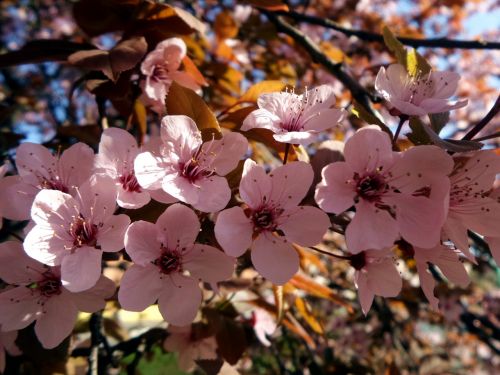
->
[462,95,500,140]
[272,10,500,50]
[262,11,382,121]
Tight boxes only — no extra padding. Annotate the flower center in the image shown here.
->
[30,271,63,298]
[252,208,277,231]
[181,158,213,183]
[402,74,436,105]
[355,173,387,202]
[70,215,98,248]
[155,248,183,275]
[39,177,68,193]
[349,252,366,270]
[119,172,142,193]
[153,65,170,82]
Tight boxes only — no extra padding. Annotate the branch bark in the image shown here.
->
[462,94,500,140]
[272,10,500,50]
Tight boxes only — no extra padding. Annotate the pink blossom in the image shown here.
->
[349,248,402,315]
[375,63,468,116]
[315,126,453,253]
[95,127,177,209]
[23,175,130,292]
[251,308,277,346]
[0,142,94,221]
[442,151,500,262]
[141,38,201,113]
[134,115,248,212]
[0,241,115,349]
[163,325,217,372]
[215,159,330,285]
[118,203,234,325]
[414,244,470,310]
[0,163,8,230]
[241,85,346,145]
[0,328,20,374]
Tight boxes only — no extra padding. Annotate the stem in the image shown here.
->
[393,115,408,148]
[309,246,350,260]
[283,143,291,164]
[472,131,500,142]
[88,312,102,375]
[462,95,500,140]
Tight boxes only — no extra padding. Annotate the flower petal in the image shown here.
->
[74,275,116,312]
[125,220,162,264]
[278,206,329,246]
[59,142,95,188]
[0,176,38,220]
[98,214,130,252]
[118,265,162,311]
[117,188,151,209]
[344,127,394,173]
[214,206,253,257]
[251,233,299,285]
[183,244,235,283]
[239,159,272,209]
[61,247,102,292]
[0,287,39,331]
[134,151,169,190]
[158,275,201,325]
[156,203,200,249]
[315,162,356,214]
[15,143,56,179]
[0,241,46,284]
[268,162,313,208]
[191,176,231,213]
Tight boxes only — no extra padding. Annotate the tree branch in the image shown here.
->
[462,94,500,140]
[272,10,500,50]
[262,11,382,120]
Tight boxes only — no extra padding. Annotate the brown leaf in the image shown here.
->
[68,50,113,79]
[166,81,221,139]
[295,297,324,335]
[246,0,289,11]
[273,285,285,325]
[214,10,239,40]
[182,56,208,87]
[238,80,286,103]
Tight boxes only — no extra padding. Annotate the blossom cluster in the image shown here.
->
[0,37,498,358]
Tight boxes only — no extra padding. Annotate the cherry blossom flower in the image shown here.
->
[315,126,453,253]
[141,38,201,113]
[0,328,20,374]
[241,85,346,145]
[0,241,115,349]
[0,142,94,221]
[163,325,217,371]
[250,308,277,347]
[118,203,234,325]
[442,151,500,263]
[349,248,402,315]
[95,127,176,209]
[23,175,130,292]
[375,63,468,116]
[215,159,330,285]
[134,115,248,212]
[414,244,470,310]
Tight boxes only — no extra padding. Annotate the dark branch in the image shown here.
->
[462,94,500,140]
[262,11,382,120]
[272,10,500,50]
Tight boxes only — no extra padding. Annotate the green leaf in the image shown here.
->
[429,112,450,134]
[406,117,432,145]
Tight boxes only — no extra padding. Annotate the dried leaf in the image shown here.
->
[273,285,285,325]
[295,297,324,335]
[214,10,239,40]
[246,0,289,11]
[239,80,287,103]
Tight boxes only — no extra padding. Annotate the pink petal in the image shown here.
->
[239,159,272,209]
[15,143,56,178]
[61,247,103,292]
[98,214,130,252]
[278,206,329,246]
[415,258,439,310]
[430,71,461,99]
[419,98,468,114]
[434,248,470,287]
[77,175,117,224]
[390,98,427,116]
[118,264,162,311]
[387,194,444,248]
[116,188,150,209]
[170,71,201,92]
[191,176,231,213]
[257,92,288,114]
[344,126,394,173]
[0,176,38,220]
[134,151,169,190]
[303,108,346,133]
[251,233,299,285]
[346,200,398,253]
[149,189,178,204]
[158,274,201,325]
[24,224,69,266]
[214,206,253,257]
[241,108,281,133]
[34,291,78,349]
[315,162,356,214]
[96,128,138,175]
[354,271,374,315]
[268,162,313,208]
[125,221,162,265]
[30,189,79,226]
[183,244,235,283]
[158,38,186,71]
[0,241,46,284]
[366,259,402,297]
[160,115,201,160]
[273,131,318,145]
[202,132,248,176]
[73,275,116,312]
[156,203,200,249]
[443,216,475,262]
[161,173,199,205]
[0,287,39,330]
[378,64,408,99]
[59,142,95,187]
